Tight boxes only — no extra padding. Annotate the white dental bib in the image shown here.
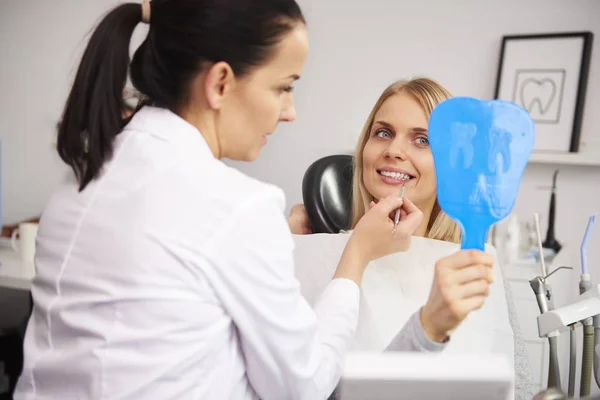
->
[292,234,514,364]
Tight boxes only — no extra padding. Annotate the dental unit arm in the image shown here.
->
[531,211,599,398]
[537,284,600,338]
[531,275,561,390]
[536,283,600,398]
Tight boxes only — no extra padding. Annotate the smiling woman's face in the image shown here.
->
[361,91,437,215]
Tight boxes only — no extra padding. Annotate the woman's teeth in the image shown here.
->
[380,171,412,181]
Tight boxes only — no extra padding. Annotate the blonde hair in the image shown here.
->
[350,77,461,243]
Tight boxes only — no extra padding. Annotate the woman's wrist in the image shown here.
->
[333,236,369,286]
[420,306,449,343]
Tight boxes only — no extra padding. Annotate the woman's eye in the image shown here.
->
[375,129,392,139]
[415,137,429,146]
[281,86,294,93]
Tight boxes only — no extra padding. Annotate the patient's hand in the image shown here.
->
[288,204,312,235]
[420,250,495,343]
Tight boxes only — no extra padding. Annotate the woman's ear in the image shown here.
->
[202,61,236,110]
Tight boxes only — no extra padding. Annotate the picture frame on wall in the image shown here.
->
[493,31,593,153]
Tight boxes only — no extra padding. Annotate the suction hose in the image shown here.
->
[594,323,600,390]
[569,325,577,397]
[580,274,595,397]
[581,324,594,397]
[548,335,561,390]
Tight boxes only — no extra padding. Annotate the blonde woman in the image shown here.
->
[289,78,535,400]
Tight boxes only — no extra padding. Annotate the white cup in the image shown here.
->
[11,222,39,268]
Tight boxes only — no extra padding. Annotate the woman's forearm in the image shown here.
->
[385,308,448,352]
[332,237,369,287]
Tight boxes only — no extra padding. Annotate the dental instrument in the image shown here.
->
[392,185,405,233]
[531,264,574,393]
[580,213,598,277]
[531,213,561,390]
[524,170,562,262]
[534,213,548,278]
[428,97,534,251]
[530,273,562,391]
[581,212,597,278]
[542,170,562,257]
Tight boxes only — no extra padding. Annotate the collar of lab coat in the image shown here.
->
[125,105,215,159]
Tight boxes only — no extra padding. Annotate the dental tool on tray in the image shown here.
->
[392,184,405,233]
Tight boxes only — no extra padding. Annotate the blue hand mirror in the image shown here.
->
[428,97,535,250]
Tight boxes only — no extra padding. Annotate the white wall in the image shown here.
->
[1,1,104,224]
[0,0,146,225]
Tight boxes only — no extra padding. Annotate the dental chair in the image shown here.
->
[302,155,353,234]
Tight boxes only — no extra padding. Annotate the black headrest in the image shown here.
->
[302,155,354,234]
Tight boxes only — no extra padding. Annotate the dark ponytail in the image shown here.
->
[58,0,305,191]
[57,3,142,191]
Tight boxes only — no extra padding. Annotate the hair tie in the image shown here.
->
[141,0,151,24]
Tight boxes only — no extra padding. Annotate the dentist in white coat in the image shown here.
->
[14,1,423,399]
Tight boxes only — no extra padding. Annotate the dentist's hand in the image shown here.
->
[351,195,423,262]
[420,250,496,342]
[333,196,423,286]
[334,195,423,286]
[287,204,312,235]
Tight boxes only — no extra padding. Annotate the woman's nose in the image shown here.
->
[384,138,407,160]
[279,97,297,122]
[280,106,296,122]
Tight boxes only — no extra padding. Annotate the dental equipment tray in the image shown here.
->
[339,352,513,400]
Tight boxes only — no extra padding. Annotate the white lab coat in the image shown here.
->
[14,106,360,400]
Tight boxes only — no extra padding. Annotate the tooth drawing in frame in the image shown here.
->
[493,31,593,154]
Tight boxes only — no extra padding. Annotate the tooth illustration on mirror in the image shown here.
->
[520,77,557,115]
[488,127,512,174]
[449,122,477,169]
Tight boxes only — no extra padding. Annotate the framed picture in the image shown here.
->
[493,32,593,153]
